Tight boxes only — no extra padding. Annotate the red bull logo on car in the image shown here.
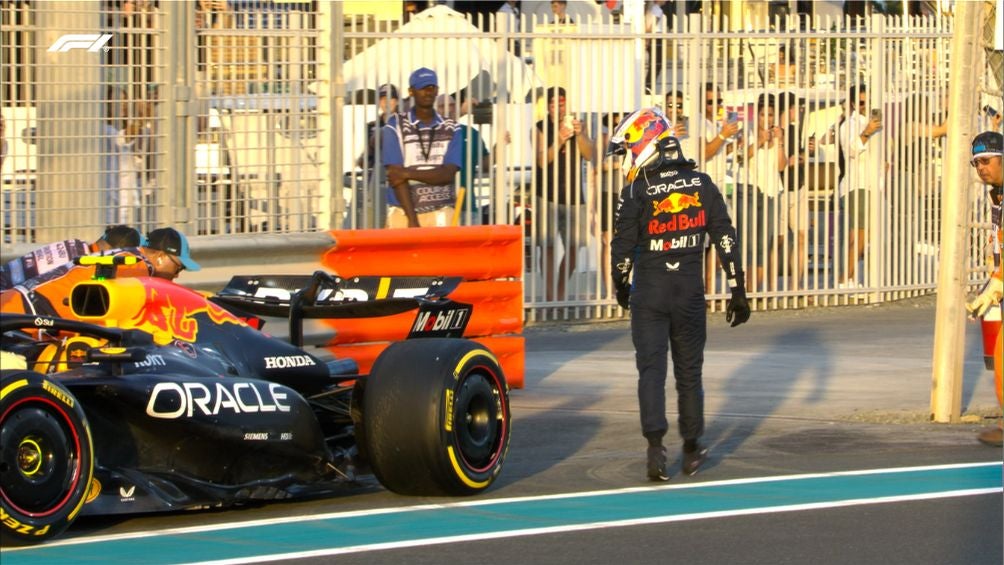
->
[652,192,701,215]
[129,280,245,342]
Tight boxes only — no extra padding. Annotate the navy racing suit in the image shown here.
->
[610,162,746,444]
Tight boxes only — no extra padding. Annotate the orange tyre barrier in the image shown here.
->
[322,226,525,388]
[322,225,522,279]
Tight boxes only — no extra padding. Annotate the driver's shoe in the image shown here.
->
[646,446,670,482]
[977,426,1003,447]
[682,445,709,476]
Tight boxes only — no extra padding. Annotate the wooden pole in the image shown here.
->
[931,2,983,423]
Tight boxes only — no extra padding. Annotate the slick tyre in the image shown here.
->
[0,370,94,544]
[364,339,510,496]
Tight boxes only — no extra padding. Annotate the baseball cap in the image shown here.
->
[377,83,398,100]
[972,131,1003,159]
[409,67,438,90]
[146,227,200,271]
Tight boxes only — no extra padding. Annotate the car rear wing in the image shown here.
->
[212,271,471,346]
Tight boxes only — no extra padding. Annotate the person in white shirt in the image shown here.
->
[497,0,521,56]
[736,93,786,291]
[701,83,741,289]
[836,84,883,288]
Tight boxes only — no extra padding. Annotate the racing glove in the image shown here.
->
[612,257,632,310]
[726,286,750,327]
[967,277,1003,318]
[615,282,631,310]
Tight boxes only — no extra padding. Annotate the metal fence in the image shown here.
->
[1,2,1001,323]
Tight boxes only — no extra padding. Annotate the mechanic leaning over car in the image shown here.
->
[0,226,199,318]
[965,130,1003,448]
[0,224,144,290]
[608,108,751,482]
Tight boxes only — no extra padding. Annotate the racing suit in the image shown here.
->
[610,163,746,444]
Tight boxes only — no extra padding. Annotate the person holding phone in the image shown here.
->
[701,83,741,290]
[836,84,883,291]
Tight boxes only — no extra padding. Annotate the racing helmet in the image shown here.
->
[607,108,693,182]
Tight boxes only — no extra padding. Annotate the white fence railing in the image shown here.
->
[1,3,1000,322]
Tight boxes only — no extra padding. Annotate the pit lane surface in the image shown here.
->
[2,298,1002,563]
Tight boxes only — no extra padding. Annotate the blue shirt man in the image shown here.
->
[381,67,464,228]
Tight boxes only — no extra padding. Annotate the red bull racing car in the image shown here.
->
[0,262,510,544]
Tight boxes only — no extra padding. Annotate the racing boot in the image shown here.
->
[977,424,1003,447]
[682,441,708,477]
[646,446,670,482]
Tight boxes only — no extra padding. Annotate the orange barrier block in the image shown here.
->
[323,225,523,280]
[322,280,522,344]
[326,335,525,389]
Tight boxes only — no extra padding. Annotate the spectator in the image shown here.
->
[894,92,947,256]
[358,83,400,171]
[0,113,7,170]
[643,1,667,93]
[535,86,594,301]
[110,88,153,227]
[436,94,510,224]
[701,83,741,290]
[664,90,694,164]
[550,0,573,23]
[778,92,813,289]
[381,67,464,228]
[0,225,143,290]
[836,84,883,290]
[608,109,750,481]
[496,0,522,57]
[597,111,626,298]
[965,131,1003,447]
[736,93,786,291]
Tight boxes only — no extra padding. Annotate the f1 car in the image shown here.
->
[0,263,510,543]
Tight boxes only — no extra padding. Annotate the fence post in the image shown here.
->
[931,1,983,423]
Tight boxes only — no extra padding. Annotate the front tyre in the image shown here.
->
[0,370,94,544]
[363,339,510,496]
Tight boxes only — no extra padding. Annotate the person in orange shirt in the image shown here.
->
[0,227,199,318]
[965,131,1003,447]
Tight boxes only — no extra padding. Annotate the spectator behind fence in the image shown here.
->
[608,109,749,481]
[837,84,883,290]
[497,0,522,57]
[597,111,625,298]
[664,90,694,163]
[894,92,947,257]
[701,83,741,290]
[778,92,813,290]
[643,1,667,93]
[735,93,786,292]
[549,0,573,23]
[381,67,463,228]
[535,86,594,301]
[435,94,510,224]
[964,131,1003,447]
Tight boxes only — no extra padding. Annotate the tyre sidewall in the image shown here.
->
[0,370,94,543]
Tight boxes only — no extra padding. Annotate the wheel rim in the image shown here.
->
[0,401,81,517]
[453,372,504,472]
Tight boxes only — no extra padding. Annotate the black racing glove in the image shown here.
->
[726,286,750,327]
[615,283,631,310]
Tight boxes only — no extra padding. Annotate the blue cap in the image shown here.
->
[409,67,438,90]
[146,227,201,272]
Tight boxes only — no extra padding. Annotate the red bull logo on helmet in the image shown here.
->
[652,192,701,215]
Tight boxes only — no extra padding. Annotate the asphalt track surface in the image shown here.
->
[3,296,1002,564]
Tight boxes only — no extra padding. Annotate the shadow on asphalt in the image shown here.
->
[703,326,833,465]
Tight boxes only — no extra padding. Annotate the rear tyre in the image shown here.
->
[0,370,94,544]
[363,339,510,496]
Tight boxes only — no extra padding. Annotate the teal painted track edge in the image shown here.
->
[3,462,1001,565]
